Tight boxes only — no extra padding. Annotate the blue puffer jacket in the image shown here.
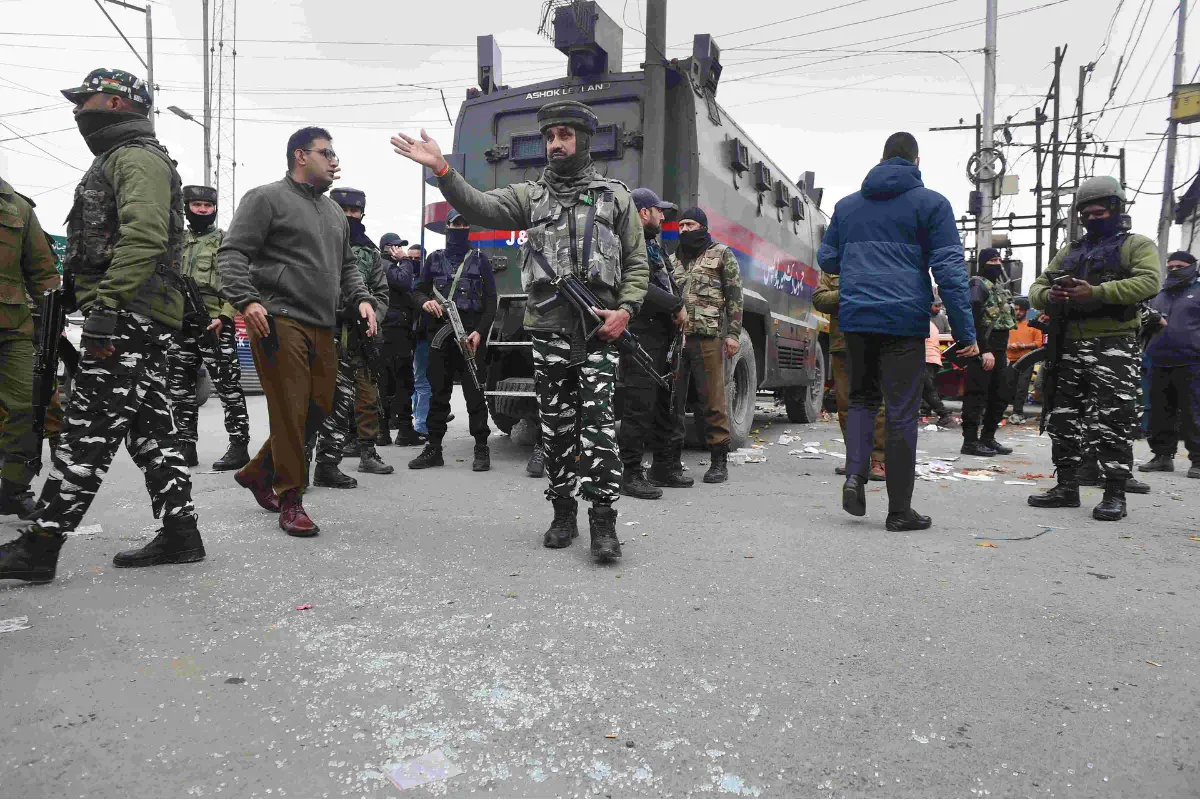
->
[818,158,976,343]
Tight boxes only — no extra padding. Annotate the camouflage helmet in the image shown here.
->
[61,68,153,110]
[536,100,599,136]
[329,187,366,210]
[1075,175,1125,211]
[183,185,218,205]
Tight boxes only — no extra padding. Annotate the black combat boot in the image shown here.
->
[588,504,622,561]
[341,440,362,459]
[885,508,933,531]
[472,442,491,472]
[1093,480,1128,521]
[393,426,426,447]
[1077,460,1103,486]
[647,455,693,488]
[314,462,358,489]
[181,441,199,467]
[526,444,545,477]
[703,444,729,484]
[0,478,37,520]
[1124,476,1151,494]
[842,474,867,517]
[358,443,395,475]
[0,525,66,583]
[1138,453,1175,472]
[960,439,998,457]
[1027,469,1081,508]
[979,435,1013,455]
[375,427,393,447]
[408,443,444,469]
[542,496,578,548]
[211,440,250,472]
[622,466,663,499]
[113,514,206,568]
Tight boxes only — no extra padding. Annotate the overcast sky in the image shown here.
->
[1,0,1193,283]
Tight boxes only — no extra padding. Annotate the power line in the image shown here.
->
[727,0,966,52]
[670,0,880,48]
[0,126,74,144]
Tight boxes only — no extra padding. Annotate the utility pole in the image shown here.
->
[144,3,153,92]
[1159,0,1188,264]
[978,0,998,253]
[643,0,667,197]
[1050,45,1065,258]
[201,0,212,186]
[1068,64,1089,242]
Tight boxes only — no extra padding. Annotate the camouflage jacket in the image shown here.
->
[811,271,843,353]
[0,179,59,338]
[339,243,388,332]
[969,275,1016,349]
[181,225,235,320]
[435,168,648,337]
[670,242,744,339]
[65,116,185,329]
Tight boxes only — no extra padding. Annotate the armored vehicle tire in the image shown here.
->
[784,342,824,423]
[489,376,537,436]
[725,329,757,451]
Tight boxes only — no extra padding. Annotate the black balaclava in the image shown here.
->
[1082,200,1123,240]
[186,207,217,233]
[445,226,470,263]
[347,217,376,250]
[678,206,713,257]
[74,108,146,154]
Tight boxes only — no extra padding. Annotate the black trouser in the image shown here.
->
[1010,362,1034,415]
[962,349,1012,442]
[845,333,924,512]
[921,363,948,417]
[617,329,684,470]
[379,326,415,430]
[426,340,490,445]
[1148,363,1200,463]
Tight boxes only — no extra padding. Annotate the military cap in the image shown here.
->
[380,232,409,249]
[183,185,218,204]
[61,68,153,109]
[536,100,598,136]
[446,208,468,226]
[329,187,366,210]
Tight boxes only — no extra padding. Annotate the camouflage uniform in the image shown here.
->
[167,192,249,456]
[962,273,1016,444]
[0,69,203,584]
[0,179,60,515]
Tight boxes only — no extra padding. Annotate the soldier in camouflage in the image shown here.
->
[391,100,649,562]
[0,178,61,520]
[0,69,205,584]
[1028,176,1161,521]
[167,184,251,471]
[312,187,392,486]
[961,247,1018,457]
[670,207,744,484]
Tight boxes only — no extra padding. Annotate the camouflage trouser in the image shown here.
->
[1048,334,1139,481]
[532,332,620,504]
[166,320,249,444]
[32,311,196,534]
[313,341,380,463]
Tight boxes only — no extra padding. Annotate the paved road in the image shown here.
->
[1,395,1197,798]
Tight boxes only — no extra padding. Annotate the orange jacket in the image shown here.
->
[1007,319,1043,363]
[926,321,942,365]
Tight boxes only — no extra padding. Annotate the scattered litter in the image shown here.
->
[1146,660,1163,668]
[744,555,754,559]
[1190,537,1200,542]
[294,604,313,611]
[0,616,31,634]
[833,437,845,444]
[624,522,639,526]
[804,441,821,447]
[728,448,767,464]
[973,526,1052,542]
[957,469,996,481]
[977,542,997,548]
[928,455,960,462]
[1004,480,1038,486]
[1018,472,1046,480]
[923,424,940,431]
[776,435,797,445]
[389,749,462,791]
[68,524,103,537]
[605,734,618,739]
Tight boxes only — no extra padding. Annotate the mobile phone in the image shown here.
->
[1051,274,1075,287]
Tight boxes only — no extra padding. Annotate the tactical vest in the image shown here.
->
[520,183,623,293]
[181,226,228,318]
[646,239,674,294]
[678,243,732,337]
[1059,231,1137,321]
[973,275,1016,340]
[426,249,485,313]
[65,136,184,291]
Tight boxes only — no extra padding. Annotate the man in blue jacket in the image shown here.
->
[818,132,978,531]
[1139,250,1200,479]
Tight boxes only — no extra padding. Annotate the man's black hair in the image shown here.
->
[1014,297,1031,311]
[882,131,919,162]
[286,126,333,170]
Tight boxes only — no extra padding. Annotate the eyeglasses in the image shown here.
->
[302,147,338,161]
[1079,208,1109,220]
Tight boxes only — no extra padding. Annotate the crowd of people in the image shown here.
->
[1,68,1197,586]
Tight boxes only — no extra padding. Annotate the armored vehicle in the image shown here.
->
[425,0,829,448]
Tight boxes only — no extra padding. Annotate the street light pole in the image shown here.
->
[201,0,212,186]
[978,0,998,256]
[167,105,209,183]
[1159,0,1188,265]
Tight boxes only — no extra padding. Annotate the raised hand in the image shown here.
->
[390,129,448,173]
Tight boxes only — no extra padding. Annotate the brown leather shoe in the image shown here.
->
[235,470,280,512]
[869,460,886,482]
[279,489,319,537]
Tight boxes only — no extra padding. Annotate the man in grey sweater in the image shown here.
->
[218,126,376,536]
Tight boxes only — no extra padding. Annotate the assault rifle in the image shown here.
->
[431,285,482,391]
[533,267,670,390]
[666,329,685,393]
[179,275,224,385]
[350,313,382,385]
[1039,273,1073,434]
[30,287,67,474]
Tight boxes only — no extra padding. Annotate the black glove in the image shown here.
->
[81,307,118,352]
